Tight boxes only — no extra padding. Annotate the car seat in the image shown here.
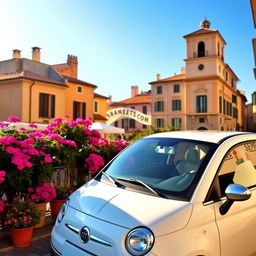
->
[176,148,200,175]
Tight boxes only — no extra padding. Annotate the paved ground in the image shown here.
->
[0,223,52,256]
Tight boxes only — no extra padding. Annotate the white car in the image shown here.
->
[51,131,256,256]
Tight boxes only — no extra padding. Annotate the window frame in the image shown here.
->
[172,99,181,111]
[156,86,163,95]
[39,93,55,118]
[94,100,99,113]
[172,117,182,128]
[173,84,180,93]
[77,86,83,94]
[154,101,164,112]
[73,101,86,120]
[196,95,207,113]
[205,140,256,203]
[156,118,164,128]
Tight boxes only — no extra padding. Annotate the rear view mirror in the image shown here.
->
[225,184,251,201]
[219,184,251,215]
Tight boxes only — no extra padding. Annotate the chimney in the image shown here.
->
[67,55,78,78]
[12,49,21,59]
[131,86,139,97]
[32,47,41,62]
[156,74,161,80]
[108,95,112,104]
[181,67,185,74]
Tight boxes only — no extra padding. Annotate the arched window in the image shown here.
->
[198,41,205,57]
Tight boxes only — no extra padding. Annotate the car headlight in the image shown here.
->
[57,199,70,223]
[125,227,154,256]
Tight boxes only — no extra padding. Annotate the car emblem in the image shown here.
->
[80,226,90,243]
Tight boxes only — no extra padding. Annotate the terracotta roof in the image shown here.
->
[183,28,226,44]
[94,93,109,99]
[52,63,69,70]
[149,73,186,84]
[93,114,107,120]
[0,70,68,87]
[110,94,151,106]
[63,75,97,88]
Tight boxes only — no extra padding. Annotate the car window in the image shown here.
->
[218,141,256,196]
[102,137,216,201]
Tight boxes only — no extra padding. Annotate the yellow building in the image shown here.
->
[93,93,109,123]
[150,19,247,131]
[0,48,108,123]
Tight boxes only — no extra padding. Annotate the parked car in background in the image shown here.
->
[51,131,256,256]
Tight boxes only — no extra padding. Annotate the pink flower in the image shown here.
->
[0,122,10,128]
[19,127,26,131]
[67,121,77,127]
[29,123,38,129]
[0,200,5,213]
[28,131,44,138]
[84,128,92,136]
[0,170,6,184]
[0,170,6,177]
[44,154,53,163]
[8,116,20,123]
[91,130,101,139]
[33,182,56,202]
[84,153,105,175]
[28,187,34,193]
[0,136,17,145]
[87,136,99,145]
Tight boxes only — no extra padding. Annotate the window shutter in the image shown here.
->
[82,103,86,119]
[73,101,78,120]
[39,93,44,117]
[51,95,55,118]
[196,96,200,113]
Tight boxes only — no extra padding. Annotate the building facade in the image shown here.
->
[247,0,256,132]
[0,48,108,123]
[108,86,151,133]
[93,93,109,123]
[150,20,246,131]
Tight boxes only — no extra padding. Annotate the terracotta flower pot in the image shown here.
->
[50,199,66,220]
[10,226,34,248]
[33,202,46,228]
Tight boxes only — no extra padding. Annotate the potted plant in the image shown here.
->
[3,198,40,248]
[27,182,56,228]
[50,186,73,219]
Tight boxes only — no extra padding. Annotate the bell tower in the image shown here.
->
[183,19,226,79]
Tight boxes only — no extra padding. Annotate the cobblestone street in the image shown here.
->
[0,223,52,256]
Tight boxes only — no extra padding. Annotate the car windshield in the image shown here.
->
[100,137,217,201]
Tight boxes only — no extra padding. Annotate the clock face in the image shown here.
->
[198,64,204,70]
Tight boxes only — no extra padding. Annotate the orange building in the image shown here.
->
[150,20,247,131]
[0,48,108,123]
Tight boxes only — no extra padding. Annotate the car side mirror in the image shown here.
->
[219,184,251,215]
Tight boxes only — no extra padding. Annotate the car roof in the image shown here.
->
[145,131,253,144]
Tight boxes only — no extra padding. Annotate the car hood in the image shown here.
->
[69,180,193,236]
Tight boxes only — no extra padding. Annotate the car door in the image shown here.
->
[212,141,256,256]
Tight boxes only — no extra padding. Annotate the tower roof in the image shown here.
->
[183,20,226,44]
[200,18,211,29]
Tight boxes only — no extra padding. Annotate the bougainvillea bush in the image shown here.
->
[0,116,129,212]
[0,117,54,202]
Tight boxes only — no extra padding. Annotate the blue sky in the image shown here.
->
[0,0,255,102]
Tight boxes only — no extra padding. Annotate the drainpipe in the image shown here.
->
[29,81,35,123]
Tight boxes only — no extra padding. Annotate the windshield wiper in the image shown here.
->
[116,177,168,198]
[101,172,124,188]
